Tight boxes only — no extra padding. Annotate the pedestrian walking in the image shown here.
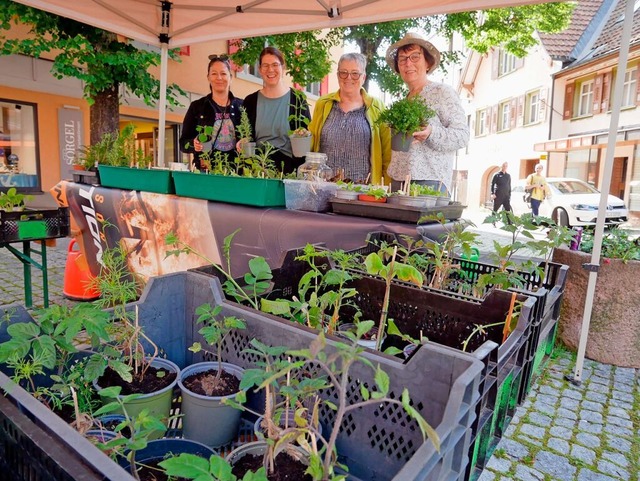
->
[525,163,551,216]
[491,162,512,214]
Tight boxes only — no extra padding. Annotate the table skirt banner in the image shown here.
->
[51,181,444,279]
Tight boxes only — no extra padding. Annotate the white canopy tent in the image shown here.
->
[12,0,636,381]
[13,0,545,166]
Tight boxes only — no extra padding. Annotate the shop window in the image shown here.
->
[0,100,39,191]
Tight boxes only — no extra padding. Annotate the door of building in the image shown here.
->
[609,156,627,199]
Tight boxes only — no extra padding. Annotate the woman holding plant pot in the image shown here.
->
[385,32,469,194]
[308,53,391,185]
[180,55,243,170]
[242,46,311,175]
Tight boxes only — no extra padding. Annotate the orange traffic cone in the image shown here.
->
[63,238,100,301]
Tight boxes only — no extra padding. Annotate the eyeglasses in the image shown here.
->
[337,70,363,80]
[397,52,423,66]
[260,62,282,70]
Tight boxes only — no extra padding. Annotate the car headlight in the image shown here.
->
[570,204,598,211]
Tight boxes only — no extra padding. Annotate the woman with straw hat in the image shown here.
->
[385,32,469,195]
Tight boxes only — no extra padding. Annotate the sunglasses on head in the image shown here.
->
[208,54,229,62]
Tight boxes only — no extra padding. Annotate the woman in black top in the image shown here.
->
[180,55,243,170]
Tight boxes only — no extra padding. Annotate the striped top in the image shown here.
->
[319,103,371,183]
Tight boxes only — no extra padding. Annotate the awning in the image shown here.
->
[534,134,639,152]
[12,0,548,48]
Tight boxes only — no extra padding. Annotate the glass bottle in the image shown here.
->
[297,153,333,181]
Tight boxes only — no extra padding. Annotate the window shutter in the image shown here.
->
[539,87,548,122]
[516,95,525,127]
[227,39,243,72]
[635,67,640,105]
[515,56,524,70]
[491,49,499,80]
[320,75,329,96]
[602,71,612,111]
[490,105,498,133]
[593,74,603,114]
[510,98,517,129]
[563,83,574,120]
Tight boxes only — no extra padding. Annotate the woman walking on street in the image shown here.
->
[525,163,551,216]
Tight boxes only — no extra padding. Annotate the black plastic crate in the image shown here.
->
[358,231,568,406]
[0,207,70,243]
[0,273,485,481]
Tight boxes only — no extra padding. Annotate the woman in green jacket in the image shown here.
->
[308,53,391,185]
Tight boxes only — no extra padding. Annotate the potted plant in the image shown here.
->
[0,187,33,211]
[334,181,366,200]
[288,89,312,158]
[172,143,288,207]
[96,124,174,194]
[178,304,247,448]
[358,185,389,203]
[237,106,256,158]
[376,96,435,152]
[86,243,179,438]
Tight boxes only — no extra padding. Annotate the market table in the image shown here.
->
[52,181,453,280]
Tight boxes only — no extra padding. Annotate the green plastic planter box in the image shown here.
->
[0,207,70,242]
[98,165,175,194]
[171,171,285,207]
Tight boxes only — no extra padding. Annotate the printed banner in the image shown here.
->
[57,108,83,180]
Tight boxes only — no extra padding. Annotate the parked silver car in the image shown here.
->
[511,177,628,227]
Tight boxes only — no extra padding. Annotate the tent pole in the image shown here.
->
[567,0,634,385]
[157,44,169,168]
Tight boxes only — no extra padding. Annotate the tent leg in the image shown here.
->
[569,0,634,383]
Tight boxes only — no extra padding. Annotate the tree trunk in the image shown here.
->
[356,38,381,93]
[90,84,120,145]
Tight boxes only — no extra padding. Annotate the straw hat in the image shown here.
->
[385,32,441,74]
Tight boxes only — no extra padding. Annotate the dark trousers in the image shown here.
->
[492,195,512,213]
[530,198,542,216]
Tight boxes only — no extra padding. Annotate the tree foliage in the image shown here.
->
[230,30,342,88]
[0,0,185,142]
[341,3,574,96]
[231,3,573,97]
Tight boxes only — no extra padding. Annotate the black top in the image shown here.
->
[179,92,243,169]
[491,171,511,197]
[242,88,311,174]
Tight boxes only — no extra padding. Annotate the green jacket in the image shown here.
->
[309,88,391,185]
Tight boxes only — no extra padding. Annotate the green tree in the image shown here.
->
[342,3,574,96]
[230,30,342,88]
[0,0,185,143]
[232,4,573,97]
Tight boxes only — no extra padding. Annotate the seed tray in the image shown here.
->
[330,197,465,224]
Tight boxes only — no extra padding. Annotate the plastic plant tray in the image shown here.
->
[330,197,465,224]
[98,165,174,194]
[172,171,285,207]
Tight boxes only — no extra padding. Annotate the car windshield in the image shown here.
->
[549,180,599,195]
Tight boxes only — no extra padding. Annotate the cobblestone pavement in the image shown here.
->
[1,236,638,481]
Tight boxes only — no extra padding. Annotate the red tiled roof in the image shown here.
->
[589,0,640,58]
[539,0,603,60]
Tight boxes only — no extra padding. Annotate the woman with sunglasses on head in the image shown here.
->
[180,54,243,170]
[308,53,391,185]
[385,32,469,194]
[242,46,311,174]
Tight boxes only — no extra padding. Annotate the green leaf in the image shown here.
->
[364,253,384,275]
[159,453,212,478]
[374,366,390,395]
[32,336,56,370]
[260,299,291,316]
[359,383,370,401]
